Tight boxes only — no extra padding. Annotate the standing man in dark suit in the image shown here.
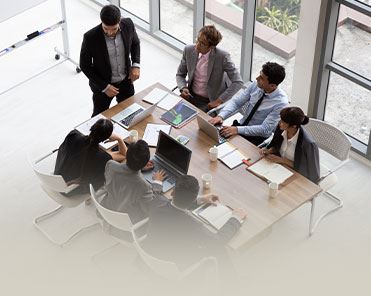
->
[80,5,140,117]
[176,25,243,112]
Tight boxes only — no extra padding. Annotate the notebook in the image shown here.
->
[142,87,182,111]
[247,158,293,184]
[160,101,198,128]
[192,203,233,230]
[216,142,248,169]
[142,123,171,147]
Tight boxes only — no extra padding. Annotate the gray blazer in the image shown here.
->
[176,45,243,102]
[101,161,163,223]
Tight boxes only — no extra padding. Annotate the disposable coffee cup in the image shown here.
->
[209,147,218,162]
[129,130,138,143]
[201,173,212,190]
[269,182,279,198]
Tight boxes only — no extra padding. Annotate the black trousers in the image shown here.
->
[188,90,210,112]
[91,78,135,117]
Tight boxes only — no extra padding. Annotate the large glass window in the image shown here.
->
[120,0,150,22]
[333,6,371,80]
[252,0,302,97]
[160,0,194,44]
[204,0,243,70]
[325,73,371,145]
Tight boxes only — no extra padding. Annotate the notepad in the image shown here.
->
[193,203,233,230]
[216,142,247,169]
[142,123,171,147]
[247,158,293,184]
[157,93,182,111]
[142,88,168,105]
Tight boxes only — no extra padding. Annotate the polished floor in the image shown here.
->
[0,1,370,296]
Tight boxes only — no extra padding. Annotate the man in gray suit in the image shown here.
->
[176,25,243,112]
[101,140,166,223]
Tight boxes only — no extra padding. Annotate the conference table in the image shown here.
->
[102,83,322,251]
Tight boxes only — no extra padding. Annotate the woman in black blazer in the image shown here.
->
[261,107,320,183]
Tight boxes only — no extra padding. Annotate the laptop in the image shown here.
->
[142,131,192,192]
[196,115,227,144]
[111,103,156,129]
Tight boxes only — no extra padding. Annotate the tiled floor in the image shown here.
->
[0,1,370,296]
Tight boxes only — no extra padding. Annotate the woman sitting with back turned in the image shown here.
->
[261,106,320,183]
[54,118,126,195]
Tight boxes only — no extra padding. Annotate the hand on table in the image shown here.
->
[220,126,238,138]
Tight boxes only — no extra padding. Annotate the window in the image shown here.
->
[120,0,150,22]
[252,0,302,97]
[325,72,371,145]
[160,0,194,44]
[204,0,243,70]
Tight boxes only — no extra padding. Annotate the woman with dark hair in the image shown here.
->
[261,106,320,183]
[54,118,126,195]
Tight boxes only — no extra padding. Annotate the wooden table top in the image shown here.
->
[102,83,322,250]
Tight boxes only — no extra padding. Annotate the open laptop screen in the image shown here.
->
[156,131,192,174]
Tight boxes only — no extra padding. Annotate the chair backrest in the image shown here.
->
[131,229,181,280]
[304,118,351,161]
[29,150,76,193]
[89,184,134,232]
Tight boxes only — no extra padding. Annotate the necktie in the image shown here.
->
[233,93,266,127]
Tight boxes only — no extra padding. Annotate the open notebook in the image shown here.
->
[247,158,293,184]
[142,87,182,111]
[192,203,233,230]
[216,142,248,169]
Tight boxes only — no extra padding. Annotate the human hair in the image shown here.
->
[262,62,286,86]
[78,119,113,183]
[126,140,150,171]
[100,4,121,25]
[198,25,223,47]
[280,106,309,127]
[173,175,200,209]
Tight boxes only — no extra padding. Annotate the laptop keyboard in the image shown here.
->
[152,161,177,185]
[216,126,227,143]
[120,108,144,127]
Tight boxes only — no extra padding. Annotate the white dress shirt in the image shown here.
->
[279,129,299,161]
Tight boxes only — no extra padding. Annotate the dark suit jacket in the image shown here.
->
[80,18,140,93]
[143,201,241,269]
[268,126,320,183]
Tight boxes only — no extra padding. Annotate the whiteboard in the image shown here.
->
[0,0,48,23]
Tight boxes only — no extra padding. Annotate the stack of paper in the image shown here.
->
[217,142,247,169]
[99,123,131,150]
[142,123,171,147]
[248,158,293,184]
[75,114,106,136]
[142,88,168,105]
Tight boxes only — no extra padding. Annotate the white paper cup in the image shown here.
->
[129,130,138,143]
[269,182,279,198]
[209,147,218,162]
[201,173,212,189]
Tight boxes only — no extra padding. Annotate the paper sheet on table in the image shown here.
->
[142,123,171,147]
[142,88,169,105]
[157,94,182,111]
[75,114,106,136]
[223,112,243,126]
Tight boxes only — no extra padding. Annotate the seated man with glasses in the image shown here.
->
[176,25,243,112]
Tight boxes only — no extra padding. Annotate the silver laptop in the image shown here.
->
[142,131,192,192]
[196,115,227,144]
[111,103,156,129]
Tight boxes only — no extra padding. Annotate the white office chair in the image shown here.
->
[131,227,218,282]
[89,184,148,252]
[29,149,97,246]
[304,118,351,235]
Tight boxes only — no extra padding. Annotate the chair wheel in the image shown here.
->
[76,67,81,73]
[55,54,60,60]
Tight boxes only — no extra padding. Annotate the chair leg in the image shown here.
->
[309,191,343,236]
[33,205,99,247]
